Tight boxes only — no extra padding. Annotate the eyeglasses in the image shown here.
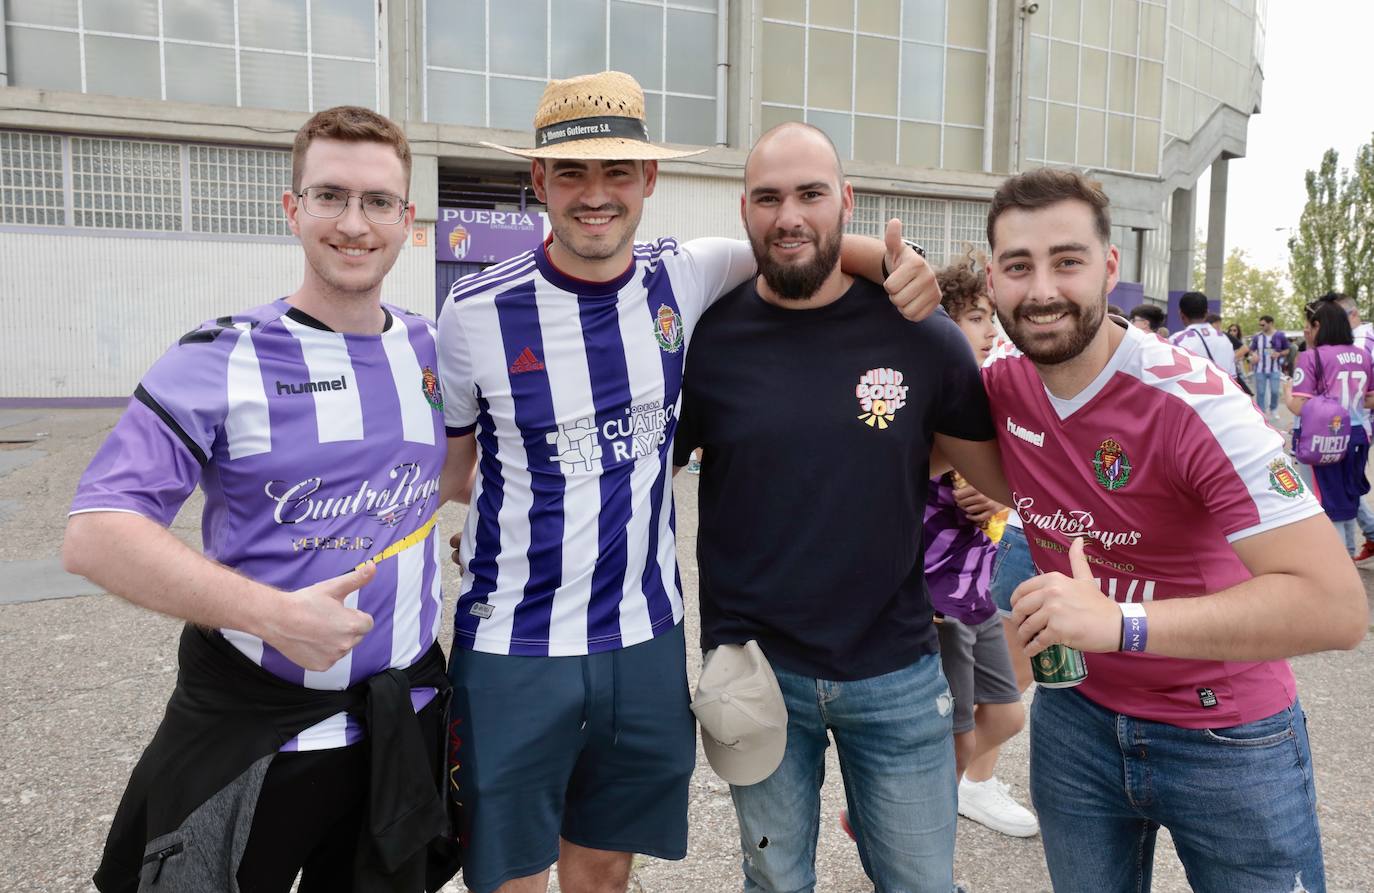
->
[296,186,410,224]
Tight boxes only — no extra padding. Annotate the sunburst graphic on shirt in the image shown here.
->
[858,399,896,429]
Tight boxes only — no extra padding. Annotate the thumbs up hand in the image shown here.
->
[1009,537,1122,656]
[263,562,378,671]
[882,218,941,322]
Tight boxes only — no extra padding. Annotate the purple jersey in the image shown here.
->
[923,474,997,624]
[71,300,447,750]
[1293,343,1374,434]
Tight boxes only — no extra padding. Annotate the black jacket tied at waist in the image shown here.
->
[94,624,456,892]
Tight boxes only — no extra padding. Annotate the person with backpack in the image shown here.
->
[1287,298,1374,556]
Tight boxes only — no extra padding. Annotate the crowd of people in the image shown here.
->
[60,69,1369,893]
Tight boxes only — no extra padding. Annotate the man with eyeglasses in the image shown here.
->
[67,106,459,892]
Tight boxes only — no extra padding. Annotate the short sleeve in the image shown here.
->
[1173,392,1323,543]
[932,314,995,441]
[436,300,479,436]
[1291,349,1317,396]
[674,238,757,316]
[69,328,232,523]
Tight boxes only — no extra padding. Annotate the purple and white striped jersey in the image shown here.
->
[438,237,755,656]
[71,300,447,751]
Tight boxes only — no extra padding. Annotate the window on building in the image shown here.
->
[3,0,380,112]
[423,0,719,146]
[0,129,293,239]
[1022,0,1170,177]
[758,1,988,170]
[849,192,990,268]
[0,131,65,226]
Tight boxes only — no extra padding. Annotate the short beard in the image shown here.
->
[751,212,845,301]
[997,283,1107,365]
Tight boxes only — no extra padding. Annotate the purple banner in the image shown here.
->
[1107,280,1144,314]
[436,207,548,264]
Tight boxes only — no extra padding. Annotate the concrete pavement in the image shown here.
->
[1,407,1371,892]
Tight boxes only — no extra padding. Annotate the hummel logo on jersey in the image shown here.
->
[275,375,348,396]
[1006,417,1045,447]
[509,347,546,375]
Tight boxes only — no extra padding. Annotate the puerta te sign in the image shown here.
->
[436,207,547,264]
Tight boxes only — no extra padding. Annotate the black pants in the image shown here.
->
[236,699,442,893]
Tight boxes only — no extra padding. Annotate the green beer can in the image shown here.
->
[1032,643,1088,688]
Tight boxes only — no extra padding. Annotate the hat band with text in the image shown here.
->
[536,115,649,147]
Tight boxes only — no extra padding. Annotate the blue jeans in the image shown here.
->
[1254,369,1282,413]
[989,524,1037,618]
[1357,497,1374,540]
[1030,686,1325,893]
[729,652,957,893]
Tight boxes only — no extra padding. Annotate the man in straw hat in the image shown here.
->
[673,121,1007,893]
[435,71,938,893]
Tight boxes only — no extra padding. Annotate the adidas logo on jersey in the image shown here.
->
[510,347,546,375]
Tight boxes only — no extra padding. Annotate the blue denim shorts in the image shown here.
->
[447,624,696,893]
[988,524,1037,617]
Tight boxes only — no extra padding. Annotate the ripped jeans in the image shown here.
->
[728,652,957,893]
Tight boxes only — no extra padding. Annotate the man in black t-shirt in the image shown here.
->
[674,122,1003,893]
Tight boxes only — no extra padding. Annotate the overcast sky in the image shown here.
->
[1200,0,1374,276]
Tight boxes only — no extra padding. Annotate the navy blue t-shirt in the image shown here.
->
[674,277,993,680]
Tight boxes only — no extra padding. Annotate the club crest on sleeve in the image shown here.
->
[1267,457,1305,498]
[1092,438,1132,491]
[654,305,684,353]
[856,367,908,430]
[422,365,444,410]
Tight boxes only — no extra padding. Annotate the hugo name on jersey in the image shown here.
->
[71,300,448,750]
[439,237,755,656]
[982,323,1324,727]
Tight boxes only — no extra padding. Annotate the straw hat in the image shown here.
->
[481,70,706,161]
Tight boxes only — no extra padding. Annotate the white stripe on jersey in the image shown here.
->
[222,627,264,665]
[536,287,599,656]
[283,316,365,443]
[382,319,437,446]
[613,291,668,646]
[390,529,426,667]
[292,711,349,751]
[428,526,444,643]
[224,329,271,459]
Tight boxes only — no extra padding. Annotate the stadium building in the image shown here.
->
[1,0,1266,399]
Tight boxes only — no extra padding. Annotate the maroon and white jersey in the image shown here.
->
[983,322,1323,727]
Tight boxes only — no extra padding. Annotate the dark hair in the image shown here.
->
[1308,300,1353,347]
[1227,322,1243,337]
[1129,303,1164,331]
[936,247,990,321]
[1259,314,1274,324]
[1107,304,1124,316]
[1178,291,1209,321]
[291,106,412,193]
[987,168,1111,249]
[1205,312,1223,325]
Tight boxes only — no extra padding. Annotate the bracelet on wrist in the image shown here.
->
[1119,602,1148,653]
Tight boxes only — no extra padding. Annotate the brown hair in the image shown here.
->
[291,106,412,194]
[986,168,1111,249]
[937,246,991,321]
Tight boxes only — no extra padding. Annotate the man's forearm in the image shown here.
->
[839,234,885,284]
[1142,571,1366,661]
[63,511,281,636]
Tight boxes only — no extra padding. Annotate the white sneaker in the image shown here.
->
[958,776,1039,837]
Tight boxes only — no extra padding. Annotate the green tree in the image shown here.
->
[1287,140,1374,306]
[1219,247,1301,334]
